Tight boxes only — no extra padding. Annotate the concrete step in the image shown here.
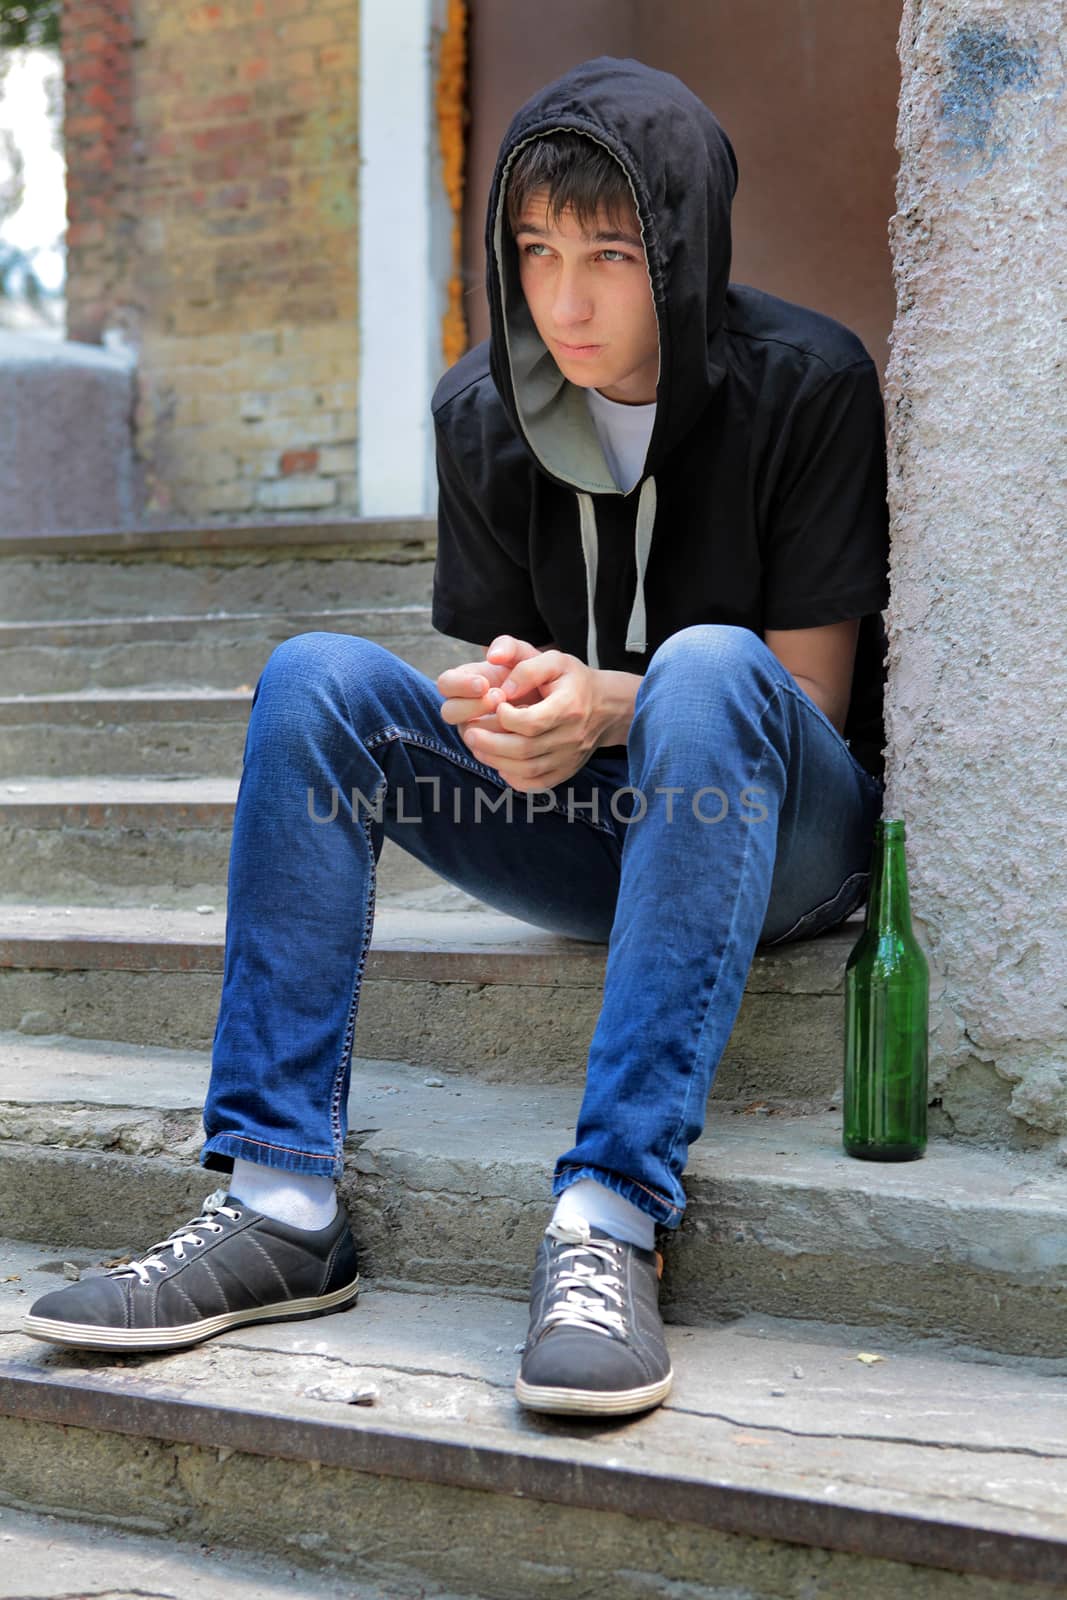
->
[0,688,252,778]
[0,904,855,1103]
[1,1246,1065,1597]
[0,1504,430,1600]
[0,604,461,694]
[0,643,478,773]
[0,777,452,905]
[0,517,438,622]
[1,1041,1065,1358]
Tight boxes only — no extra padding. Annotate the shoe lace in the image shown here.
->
[109,1189,243,1287]
[540,1219,627,1340]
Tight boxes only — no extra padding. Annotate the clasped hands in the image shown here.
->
[436,635,607,793]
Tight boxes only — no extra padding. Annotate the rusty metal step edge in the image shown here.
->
[0,1363,1061,1587]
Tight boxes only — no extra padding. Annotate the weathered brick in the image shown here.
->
[186,5,226,34]
[318,43,358,74]
[204,479,257,512]
[318,443,357,476]
[239,391,270,420]
[279,15,340,48]
[225,414,321,449]
[270,379,357,418]
[66,113,111,138]
[172,90,254,124]
[280,448,319,475]
[190,119,268,152]
[278,48,317,79]
[257,476,338,510]
[257,175,291,203]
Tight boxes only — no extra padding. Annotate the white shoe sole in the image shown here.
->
[514,1368,673,1416]
[21,1276,360,1352]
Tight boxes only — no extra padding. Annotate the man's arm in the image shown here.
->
[763,618,860,735]
[517,624,857,750]
[590,618,860,749]
[759,362,889,736]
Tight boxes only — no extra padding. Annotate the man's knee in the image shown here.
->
[647,623,769,679]
[257,631,401,705]
[637,626,775,719]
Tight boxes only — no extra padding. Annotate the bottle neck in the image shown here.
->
[865,823,913,935]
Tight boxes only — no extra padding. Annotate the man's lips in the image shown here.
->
[555,340,603,354]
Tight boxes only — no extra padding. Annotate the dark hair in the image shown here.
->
[504,131,635,236]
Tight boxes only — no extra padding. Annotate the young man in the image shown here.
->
[24,58,888,1418]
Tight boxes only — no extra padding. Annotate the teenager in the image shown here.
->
[24,58,888,1419]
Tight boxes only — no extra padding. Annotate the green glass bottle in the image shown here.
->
[843,819,928,1160]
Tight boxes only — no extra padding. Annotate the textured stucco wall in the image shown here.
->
[884,2,1067,1146]
[0,332,140,534]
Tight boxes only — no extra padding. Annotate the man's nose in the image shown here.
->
[552,268,594,326]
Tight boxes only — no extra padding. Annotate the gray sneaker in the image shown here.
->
[22,1189,359,1353]
[515,1218,672,1416]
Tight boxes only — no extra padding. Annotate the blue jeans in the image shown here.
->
[203,624,883,1228]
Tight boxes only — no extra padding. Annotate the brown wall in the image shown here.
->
[462,0,900,377]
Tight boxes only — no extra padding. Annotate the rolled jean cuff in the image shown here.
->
[552,1162,684,1230]
[201,1132,340,1179]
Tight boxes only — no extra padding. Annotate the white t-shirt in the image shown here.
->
[585,385,657,494]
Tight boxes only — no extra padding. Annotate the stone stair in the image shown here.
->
[1,519,1065,1599]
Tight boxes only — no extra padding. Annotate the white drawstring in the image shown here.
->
[576,476,657,669]
[625,476,657,654]
[577,490,600,669]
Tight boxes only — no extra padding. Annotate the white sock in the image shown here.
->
[229,1157,338,1231]
[551,1177,656,1252]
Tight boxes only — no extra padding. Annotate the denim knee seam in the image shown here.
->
[365,723,503,785]
[760,867,870,947]
[777,679,881,791]
[364,725,620,841]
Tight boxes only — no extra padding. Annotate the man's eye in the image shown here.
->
[522,243,550,257]
[599,250,628,263]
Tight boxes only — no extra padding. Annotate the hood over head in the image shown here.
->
[486,55,737,489]
[484,56,738,665]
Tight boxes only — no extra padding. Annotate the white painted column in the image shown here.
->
[358,0,452,516]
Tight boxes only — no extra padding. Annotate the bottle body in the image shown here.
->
[843,820,928,1160]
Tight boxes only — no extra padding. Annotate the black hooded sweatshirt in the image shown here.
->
[430,56,890,780]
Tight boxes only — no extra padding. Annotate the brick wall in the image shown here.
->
[63,0,136,347]
[62,0,360,520]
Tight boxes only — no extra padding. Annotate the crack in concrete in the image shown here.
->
[224,1339,516,1391]
[782,1465,1063,1527]
[214,1344,1067,1466]
[6,1334,1064,1475]
[3,1592,177,1599]
[667,1403,1067,1462]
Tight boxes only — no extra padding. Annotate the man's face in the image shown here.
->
[512,188,659,405]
